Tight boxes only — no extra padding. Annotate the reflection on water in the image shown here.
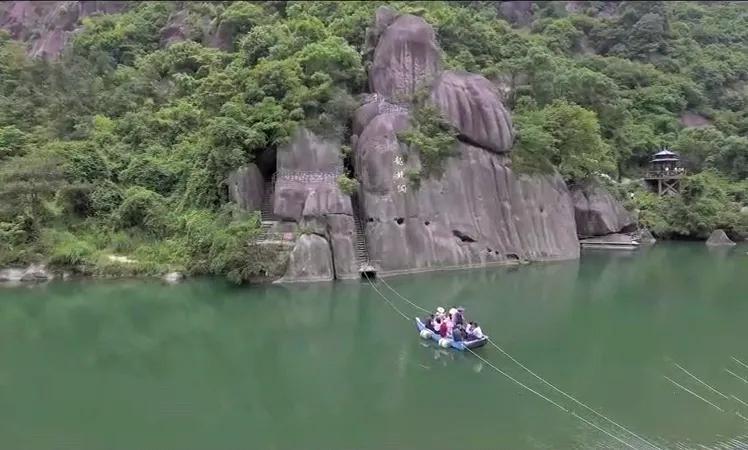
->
[0,243,747,449]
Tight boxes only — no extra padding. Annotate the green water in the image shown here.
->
[1,243,748,449]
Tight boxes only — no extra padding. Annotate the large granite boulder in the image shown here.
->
[274,128,357,281]
[297,185,358,279]
[355,132,580,274]
[0,1,129,58]
[369,13,442,101]
[430,71,514,154]
[571,182,635,237]
[353,8,579,276]
[227,163,263,212]
[326,214,358,279]
[638,228,656,245]
[706,229,736,246]
[0,264,52,282]
[274,128,344,221]
[280,234,334,282]
[580,233,638,246]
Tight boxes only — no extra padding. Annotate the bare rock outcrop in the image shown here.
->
[706,229,736,246]
[299,185,358,279]
[355,132,579,274]
[273,128,357,281]
[369,12,441,101]
[0,264,52,282]
[638,228,656,245]
[430,71,514,154]
[274,128,345,221]
[351,8,580,276]
[280,234,334,283]
[571,182,635,238]
[227,163,263,212]
[0,1,129,58]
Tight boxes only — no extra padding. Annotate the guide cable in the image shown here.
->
[366,274,656,450]
[377,275,662,450]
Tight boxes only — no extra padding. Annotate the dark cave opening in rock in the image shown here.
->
[452,230,476,242]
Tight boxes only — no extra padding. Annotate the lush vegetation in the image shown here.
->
[0,1,746,279]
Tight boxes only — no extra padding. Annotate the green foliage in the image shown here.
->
[336,174,359,195]
[0,126,28,160]
[626,171,746,239]
[47,232,96,268]
[398,105,457,177]
[514,100,614,181]
[115,187,170,235]
[0,153,67,233]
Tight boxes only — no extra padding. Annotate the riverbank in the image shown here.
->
[2,236,744,286]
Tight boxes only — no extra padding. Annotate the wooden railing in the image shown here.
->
[645,169,686,179]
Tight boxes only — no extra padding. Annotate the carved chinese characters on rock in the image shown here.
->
[393,156,406,194]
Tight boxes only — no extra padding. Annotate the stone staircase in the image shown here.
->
[351,194,372,271]
[261,179,278,222]
[259,178,280,242]
[353,214,369,265]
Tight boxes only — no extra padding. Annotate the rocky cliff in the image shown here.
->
[2,2,636,282]
[271,8,587,281]
[273,128,359,282]
[351,8,580,276]
[571,181,635,238]
[0,1,129,58]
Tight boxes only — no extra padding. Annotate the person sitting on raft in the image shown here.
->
[453,307,465,326]
[466,322,483,340]
[437,317,448,338]
[452,324,466,342]
[424,314,436,332]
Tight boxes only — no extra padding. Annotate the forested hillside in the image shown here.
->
[0,1,746,280]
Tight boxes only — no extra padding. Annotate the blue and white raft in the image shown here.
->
[415,318,488,351]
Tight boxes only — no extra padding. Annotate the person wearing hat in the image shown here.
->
[435,306,446,321]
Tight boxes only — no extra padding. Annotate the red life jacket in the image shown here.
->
[439,322,448,337]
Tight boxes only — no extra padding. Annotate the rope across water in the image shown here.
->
[371,274,661,450]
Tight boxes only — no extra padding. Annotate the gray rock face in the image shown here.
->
[430,71,514,154]
[326,215,358,279]
[354,10,579,276]
[580,233,638,245]
[0,264,52,282]
[162,271,185,283]
[571,182,635,237]
[0,1,129,58]
[274,128,344,221]
[638,228,656,244]
[160,10,190,47]
[706,229,736,246]
[228,163,264,212]
[293,185,357,280]
[355,132,580,273]
[369,13,442,101]
[280,234,334,282]
[274,128,357,282]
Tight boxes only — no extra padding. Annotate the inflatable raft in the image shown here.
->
[415,318,488,351]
